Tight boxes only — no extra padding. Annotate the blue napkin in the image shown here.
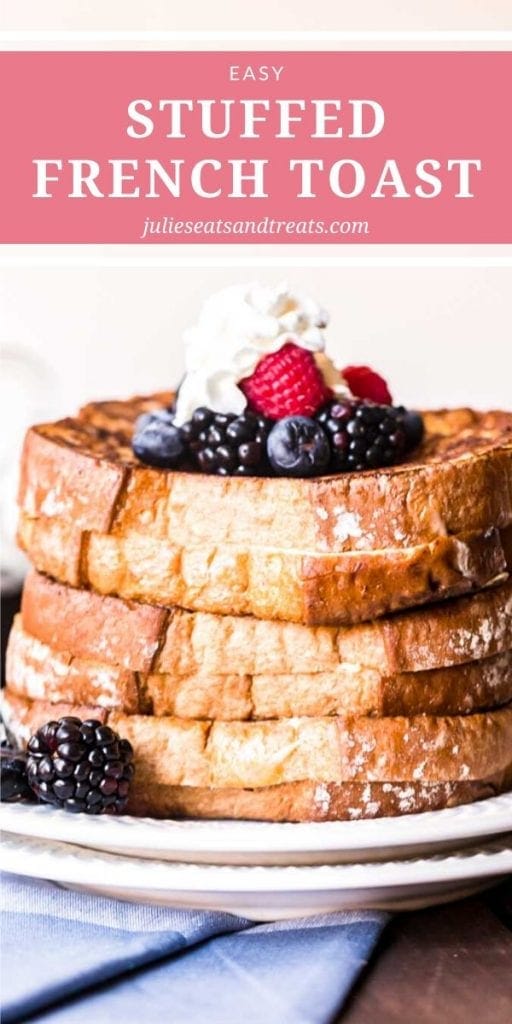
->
[1,872,388,1024]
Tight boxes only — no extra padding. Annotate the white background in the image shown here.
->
[1,262,511,580]
[1,0,512,31]
[1,263,511,414]
[1,12,511,575]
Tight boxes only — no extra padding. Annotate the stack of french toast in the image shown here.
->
[3,389,512,821]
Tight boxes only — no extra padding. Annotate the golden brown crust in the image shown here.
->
[21,570,169,674]
[19,569,512,679]
[125,773,512,822]
[8,617,512,720]
[23,397,511,553]
[3,690,511,821]
[17,395,512,625]
[18,512,508,625]
[1,692,109,741]
[21,570,512,675]
[6,619,144,714]
[13,396,512,821]
[3,690,512,789]
[7,687,506,822]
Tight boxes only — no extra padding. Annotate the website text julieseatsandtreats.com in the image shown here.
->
[139,216,370,239]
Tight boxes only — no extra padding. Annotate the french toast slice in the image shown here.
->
[4,689,510,822]
[17,512,509,625]
[4,685,511,822]
[20,396,512,554]
[8,617,512,719]
[4,692,511,821]
[124,773,512,822]
[18,396,511,623]
[21,570,512,676]
[3,690,512,791]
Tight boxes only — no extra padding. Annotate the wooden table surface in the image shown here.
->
[339,880,512,1024]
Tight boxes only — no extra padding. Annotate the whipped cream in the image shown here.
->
[174,282,330,425]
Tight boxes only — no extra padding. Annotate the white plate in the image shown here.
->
[2,830,511,919]
[2,793,512,865]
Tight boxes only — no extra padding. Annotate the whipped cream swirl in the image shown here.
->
[174,282,329,425]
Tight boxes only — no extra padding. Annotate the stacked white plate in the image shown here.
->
[2,795,512,919]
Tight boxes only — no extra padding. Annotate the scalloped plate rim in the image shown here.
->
[1,792,512,863]
[3,830,511,917]
[1,830,512,892]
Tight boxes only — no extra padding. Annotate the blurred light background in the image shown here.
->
[2,0,512,31]
[1,264,511,590]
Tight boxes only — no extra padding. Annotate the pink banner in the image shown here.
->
[0,51,510,243]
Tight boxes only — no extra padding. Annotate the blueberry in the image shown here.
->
[267,417,331,477]
[132,409,186,468]
[402,410,425,451]
[134,411,154,433]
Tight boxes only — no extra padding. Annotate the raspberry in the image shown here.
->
[342,365,393,405]
[240,343,332,420]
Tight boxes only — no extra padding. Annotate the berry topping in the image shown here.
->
[317,399,410,472]
[342,365,393,405]
[401,409,425,451]
[267,416,331,477]
[0,747,35,803]
[132,409,186,468]
[182,407,273,476]
[26,717,134,814]
[240,342,332,420]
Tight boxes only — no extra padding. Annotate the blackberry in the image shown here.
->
[317,399,409,472]
[184,407,273,476]
[26,717,135,815]
[0,747,35,803]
